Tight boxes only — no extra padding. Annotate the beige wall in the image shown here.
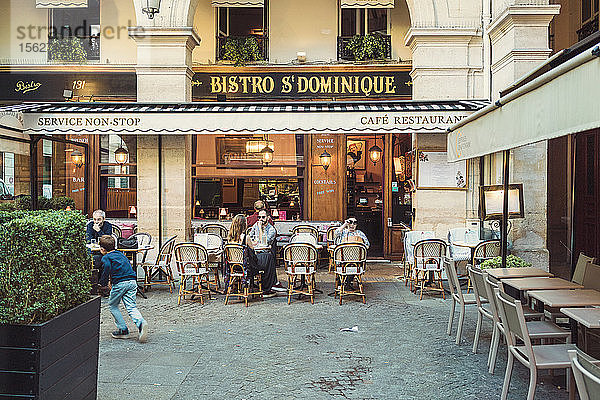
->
[391,0,412,61]
[191,0,215,64]
[100,0,137,64]
[0,0,47,64]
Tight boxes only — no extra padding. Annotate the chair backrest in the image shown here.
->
[202,224,228,239]
[291,232,317,246]
[333,243,368,264]
[130,232,152,263]
[484,275,502,325]
[112,224,122,238]
[155,235,177,266]
[573,252,596,285]
[494,289,532,351]
[473,240,501,265]
[582,262,600,291]
[403,231,435,265]
[206,233,223,251]
[173,243,208,275]
[568,349,600,400]
[326,226,338,244]
[283,243,318,265]
[224,243,245,275]
[467,265,489,303]
[444,258,462,300]
[413,239,447,271]
[291,224,318,239]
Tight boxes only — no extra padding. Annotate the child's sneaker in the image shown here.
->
[138,321,148,343]
[111,329,129,339]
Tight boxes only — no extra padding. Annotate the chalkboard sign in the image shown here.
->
[417,150,468,190]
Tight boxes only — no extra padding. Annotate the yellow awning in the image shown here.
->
[211,0,264,7]
[341,0,395,8]
[447,46,600,162]
[36,0,87,8]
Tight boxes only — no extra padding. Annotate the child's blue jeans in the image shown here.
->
[108,279,144,332]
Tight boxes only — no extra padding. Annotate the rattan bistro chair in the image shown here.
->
[283,243,318,305]
[495,289,575,400]
[142,235,177,292]
[206,233,224,291]
[334,243,368,305]
[403,230,435,288]
[111,224,122,238]
[413,239,447,300]
[223,244,263,307]
[201,224,229,240]
[174,243,211,305]
[568,349,600,400]
[472,240,501,267]
[291,224,319,240]
[130,232,152,265]
[326,225,338,272]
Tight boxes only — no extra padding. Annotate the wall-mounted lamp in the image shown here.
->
[142,0,161,19]
[261,145,274,165]
[319,150,332,171]
[115,147,129,164]
[368,139,382,165]
[71,149,84,168]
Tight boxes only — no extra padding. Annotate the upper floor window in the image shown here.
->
[338,2,393,61]
[578,0,599,40]
[48,0,100,61]
[214,0,268,62]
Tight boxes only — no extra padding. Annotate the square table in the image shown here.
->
[560,307,600,359]
[501,277,583,303]
[528,289,600,309]
[560,307,600,329]
[486,267,553,280]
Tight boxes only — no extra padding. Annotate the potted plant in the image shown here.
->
[0,210,99,400]
[221,36,263,66]
[345,34,388,62]
[48,36,87,63]
[480,254,532,269]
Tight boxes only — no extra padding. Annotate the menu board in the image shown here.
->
[417,150,468,190]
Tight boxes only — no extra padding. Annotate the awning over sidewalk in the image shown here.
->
[36,0,87,8]
[341,0,395,8]
[211,0,264,7]
[447,45,600,162]
[0,100,488,135]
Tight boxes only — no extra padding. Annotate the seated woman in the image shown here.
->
[227,214,282,297]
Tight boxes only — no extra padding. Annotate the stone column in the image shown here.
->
[405,27,484,238]
[488,2,559,269]
[130,27,200,244]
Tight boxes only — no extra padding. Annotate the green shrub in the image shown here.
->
[49,196,76,210]
[480,254,532,269]
[0,202,18,212]
[345,34,388,61]
[7,195,76,211]
[0,210,92,324]
[48,37,87,63]
[221,36,263,66]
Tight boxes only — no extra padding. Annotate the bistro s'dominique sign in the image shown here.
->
[192,70,412,99]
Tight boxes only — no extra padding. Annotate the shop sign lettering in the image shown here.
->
[360,114,468,127]
[15,80,42,94]
[37,117,141,127]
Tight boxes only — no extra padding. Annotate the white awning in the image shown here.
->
[447,46,600,162]
[341,0,395,8]
[211,0,264,7]
[36,0,87,8]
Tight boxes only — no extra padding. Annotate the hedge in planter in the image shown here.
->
[0,210,91,324]
[480,254,532,269]
[0,210,99,400]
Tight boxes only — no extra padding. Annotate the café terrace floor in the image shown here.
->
[98,263,569,400]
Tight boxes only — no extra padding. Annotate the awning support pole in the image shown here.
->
[501,149,510,268]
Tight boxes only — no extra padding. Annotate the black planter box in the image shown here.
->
[0,296,101,400]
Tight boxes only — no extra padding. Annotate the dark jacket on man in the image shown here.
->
[86,220,113,243]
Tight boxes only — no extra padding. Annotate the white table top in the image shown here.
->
[527,289,600,308]
[559,307,600,329]
[486,267,554,279]
[502,277,583,291]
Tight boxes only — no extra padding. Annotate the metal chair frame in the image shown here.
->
[174,242,211,305]
[413,239,447,300]
[223,244,264,307]
[291,224,319,239]
[333,243,368,305]
[283,243,318,304]
[111,224,122,238]
[445,258,479,345]
[568,349,600,400]
[142,235,177,292]
[326,225,339,273]
[130,232,152,265]
[205,233,224,292]
[201,223,229,240]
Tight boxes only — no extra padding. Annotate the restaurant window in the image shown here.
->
[192,134,304,221]
[99,134,137,218]
[216,4,268,61]
[0,136,31,205]
[578,0,599,40]
[48,0,100,61]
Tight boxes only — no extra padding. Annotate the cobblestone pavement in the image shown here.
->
[98,265,570,400]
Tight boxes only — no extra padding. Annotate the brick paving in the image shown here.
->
[97,264,570,400]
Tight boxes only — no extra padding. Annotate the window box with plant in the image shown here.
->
[0,210,100,400]
[340,33,391,62]
[219,36,265,66]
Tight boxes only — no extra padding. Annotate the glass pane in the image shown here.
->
[358,8,365,35]
[341,8,356,36]
[219,8,228,36]
[0,137,31,207]
[583,0,592,22]
[367,9,387,34]
[229,7,263,36]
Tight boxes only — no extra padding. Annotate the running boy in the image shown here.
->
[98,235,148,342]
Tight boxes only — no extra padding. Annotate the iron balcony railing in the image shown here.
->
[216,35,267,62]
[337,34,392,61]
[577,18,599,42]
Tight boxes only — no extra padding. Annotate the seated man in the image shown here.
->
[247,200,273,227]
[248,209,286,293]
[334,217,370,248]
[87,209,113,278]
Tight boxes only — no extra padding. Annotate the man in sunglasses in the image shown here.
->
[247,200,273,227]
[249,210,286,294]
[334,217,370,248]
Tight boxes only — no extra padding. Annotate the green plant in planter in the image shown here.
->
[480,254,532,269]
[0,210,91,324]
[221,36,263,66]
[48,37,87,63]
[4,195,77,211]
[345,34,388,61]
